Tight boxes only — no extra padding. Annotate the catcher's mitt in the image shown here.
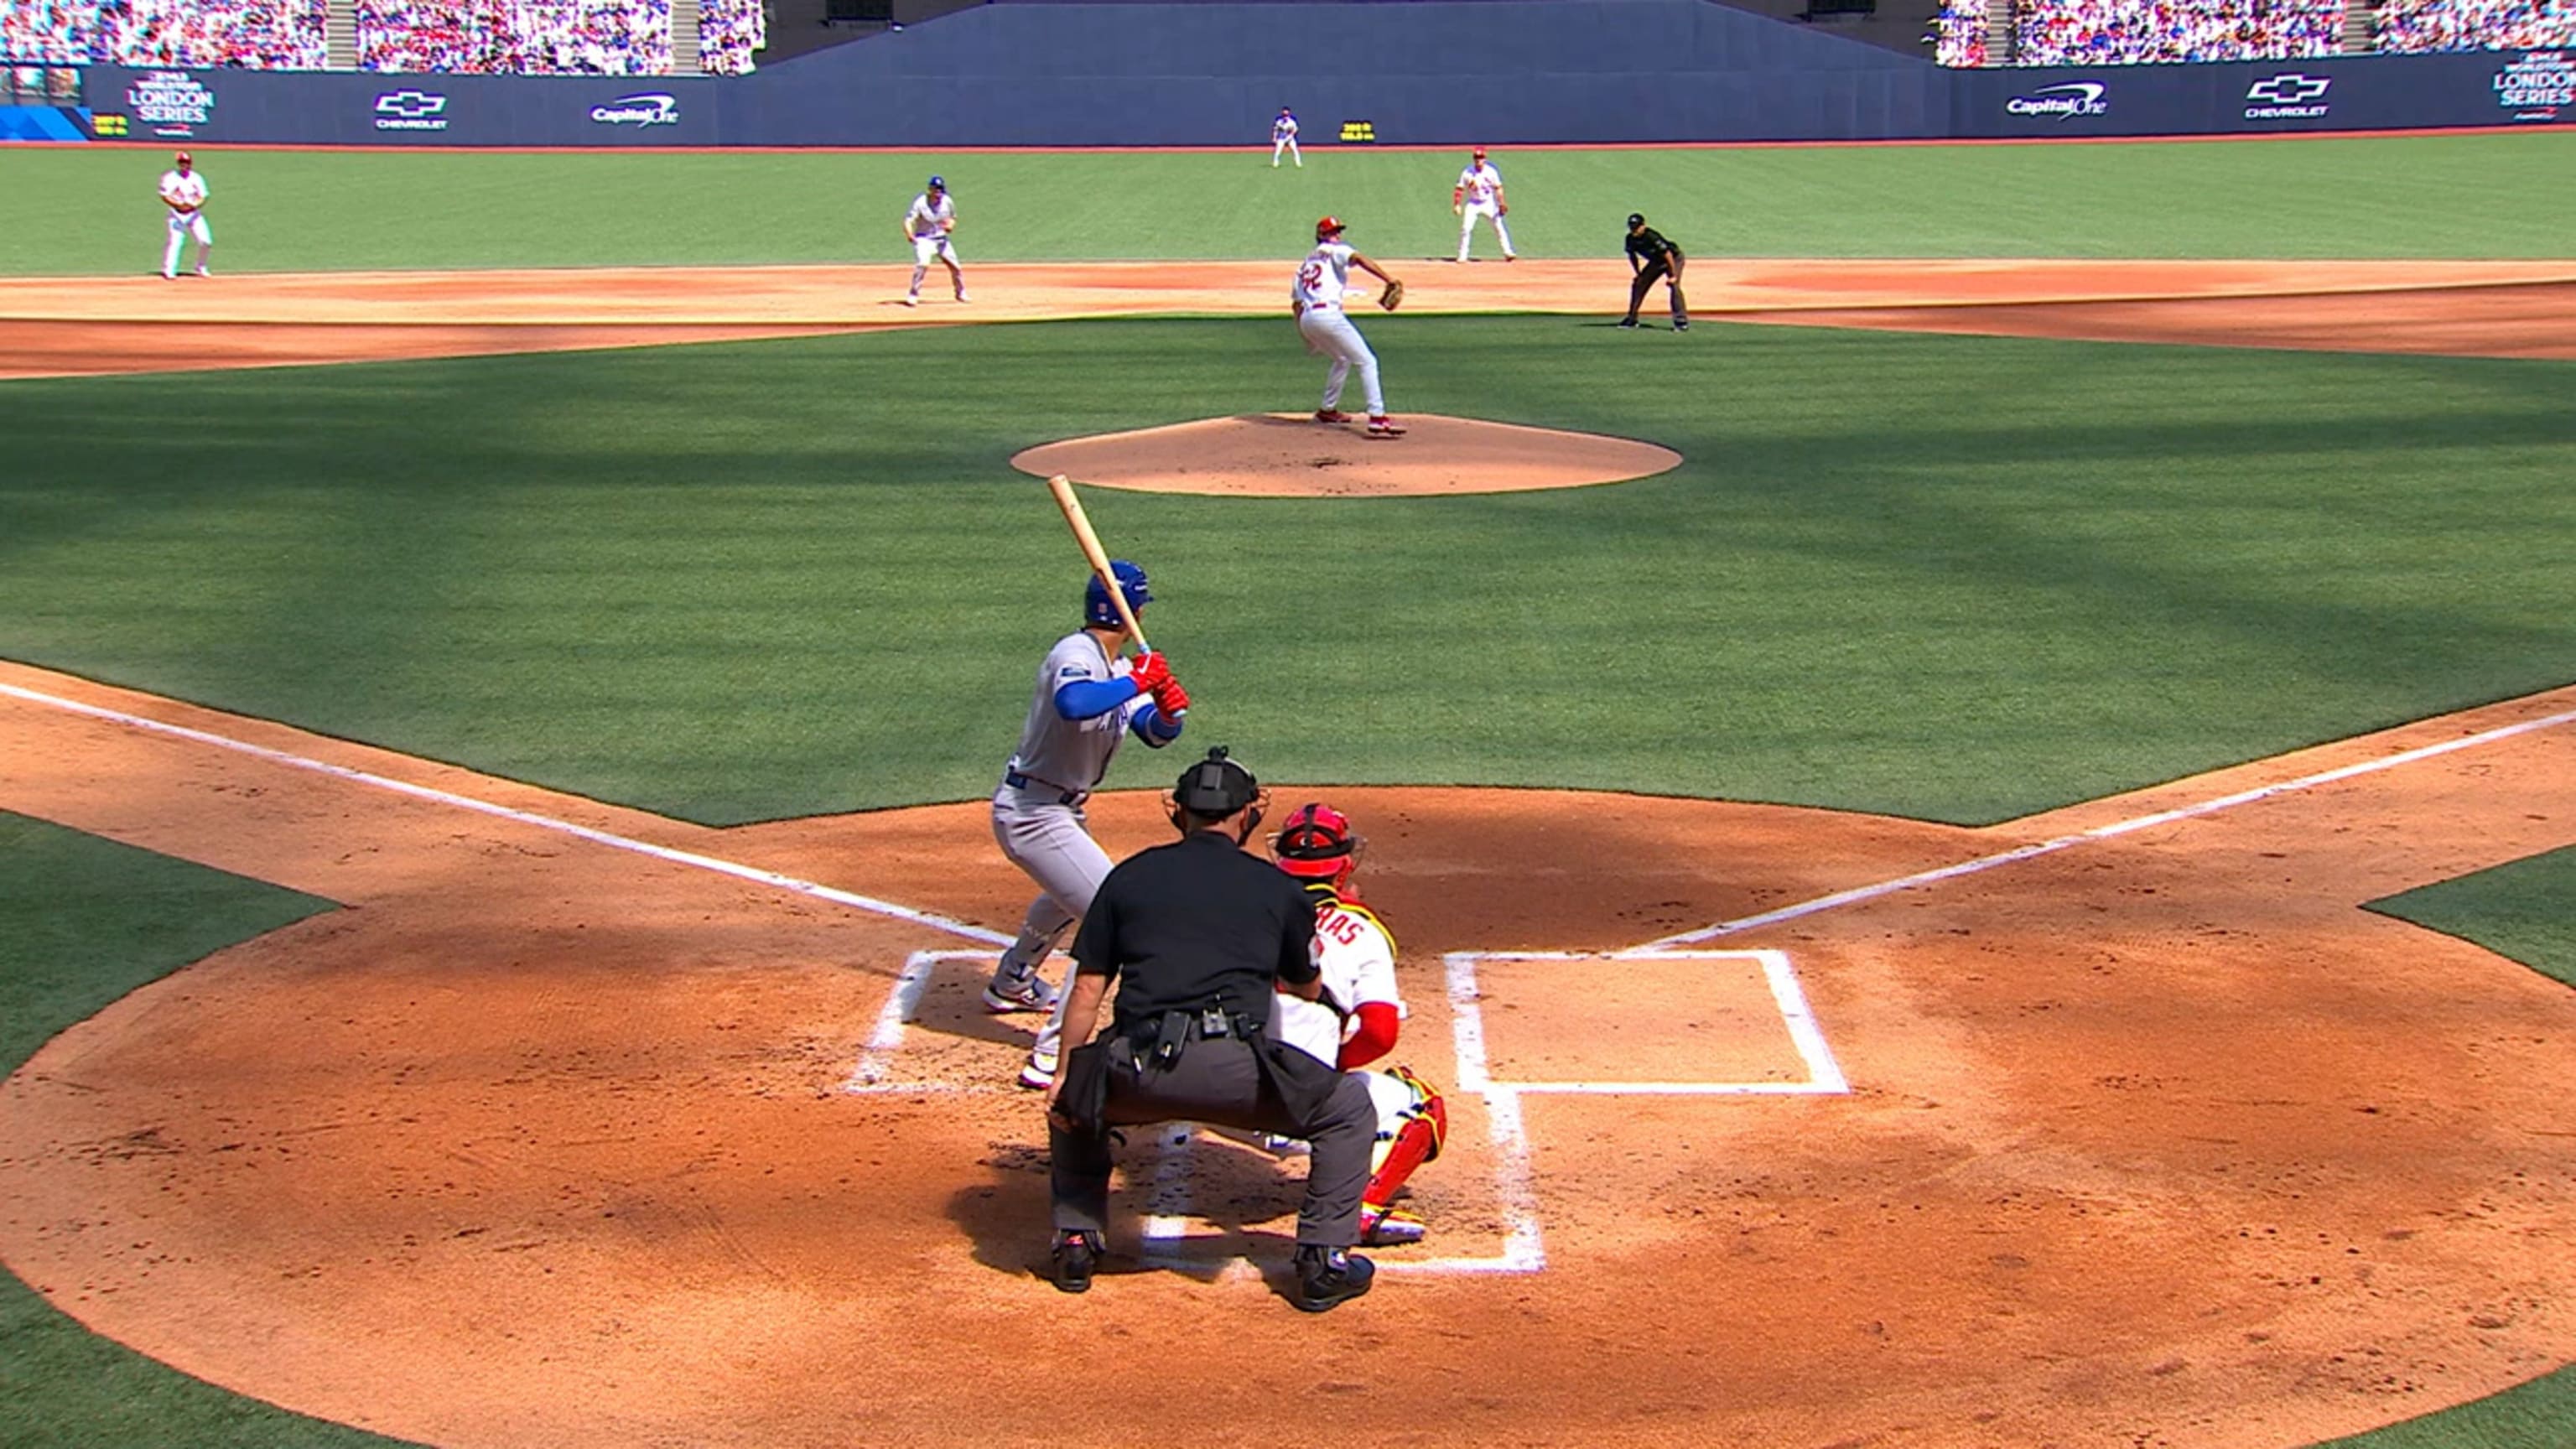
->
[1379,278,1405,311]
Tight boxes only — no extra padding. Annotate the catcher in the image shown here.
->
[1270,802,1445,1246]
[1291,216,1407,439]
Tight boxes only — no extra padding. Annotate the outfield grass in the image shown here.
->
[8,130,2576,275]
[2,317,2569,826]
[0,813,410,1449]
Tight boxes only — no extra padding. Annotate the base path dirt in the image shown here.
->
[1010,412,1684,496]
[1,660,2570,1449]
[6,258,2576,377]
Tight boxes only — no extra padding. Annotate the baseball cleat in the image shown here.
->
[1017,1049,1058,1091]
[954,289,970,303]
[1673,319,1690,331]
[1313,409,1353,423]
[1360,1205,1427,1247]
[1616,318,1639,329]
[1292,1245,1374,1312]
[901,294,919,308]
[1050,1230,1100,1294]
[195,266,210,277]
[981,972,1056,1014]
[1365,417,1405,439]
[160,273,176,281]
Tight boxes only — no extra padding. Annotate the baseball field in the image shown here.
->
[2,132,2573,1448]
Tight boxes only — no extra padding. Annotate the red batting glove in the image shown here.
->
[1152,678,1190,716]
[1126,651,1171,694]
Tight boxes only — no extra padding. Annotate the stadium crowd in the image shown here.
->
[2012,0,2345,64]
[355,0,671,74]
[2375,0,2575,51]
[699,0,761,74]
[2,0,325,67]
[1927,0,1990,66]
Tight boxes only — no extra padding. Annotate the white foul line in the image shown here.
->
[0,682,1012,948]
[1641,705,2576,948]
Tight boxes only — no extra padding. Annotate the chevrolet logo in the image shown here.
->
[374,89,448,119]
[2246,74,2330,105]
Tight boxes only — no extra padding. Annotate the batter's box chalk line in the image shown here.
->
[1447,949,1850,1097]
[843,949,1015,1094]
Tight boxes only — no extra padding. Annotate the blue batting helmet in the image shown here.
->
[1084,560,1151,628]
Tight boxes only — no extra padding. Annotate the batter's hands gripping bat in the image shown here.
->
[1046,474,1148,652]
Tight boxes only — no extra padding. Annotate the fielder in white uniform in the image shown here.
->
[901,174,966,307]
[1270,802,1446,1248]
[1271,107,1301,168]
[1450,147,1515,263]
[986,560,1188,1088]
[158,151,211,280]
[1293,216,1405,439]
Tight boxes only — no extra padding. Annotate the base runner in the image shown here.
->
[1270,802,1446,1246]
[158,150,211,280]
[986,561,1189,1088]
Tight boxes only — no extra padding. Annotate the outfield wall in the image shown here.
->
[57,1,2576,147]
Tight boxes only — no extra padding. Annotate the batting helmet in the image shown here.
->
[1176,746,1259,817]
[1273,802,1360,883]
[1083,559,1152,628]
[1316,215,1345,240]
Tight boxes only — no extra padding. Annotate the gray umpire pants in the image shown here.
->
[1052,1036,1378,1248]
[992,786,1114,1067]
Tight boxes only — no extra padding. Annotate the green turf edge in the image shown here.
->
[0,811,420,1449]
[2306,845,2576,1447]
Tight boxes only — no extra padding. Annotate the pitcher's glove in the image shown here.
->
[1379,278,1405,311]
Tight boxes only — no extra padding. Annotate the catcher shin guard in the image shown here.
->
[1363,1076,1446,1210]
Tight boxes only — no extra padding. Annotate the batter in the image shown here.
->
[987,561,1189,1088]
[1270,802,1446,1247]
[1293,216,1406,439]
[901,175,967,307]
[1451,147,1515,263]
[158,150,211,280]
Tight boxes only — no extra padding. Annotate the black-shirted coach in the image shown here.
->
[1041,747,1381,1312]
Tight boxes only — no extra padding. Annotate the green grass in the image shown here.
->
[2,317,2570,826]
[0,812,412,1449]
[2363,846,2576,991]
[10,130,2576,274]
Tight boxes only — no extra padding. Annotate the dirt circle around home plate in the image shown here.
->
[1010,413,1685,496]
[0,663,2573,1449]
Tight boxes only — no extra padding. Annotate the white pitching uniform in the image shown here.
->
[1271,112,1301,168]
[158,168,211,278]
[904,189,965,303]
[1293,241,1384,418]
[1455,160,1514,262]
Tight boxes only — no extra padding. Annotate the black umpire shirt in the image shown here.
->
[1071,829,1320,1034]
[1625,226,1679,265]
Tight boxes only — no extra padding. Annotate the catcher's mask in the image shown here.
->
[1272,802,1361,884]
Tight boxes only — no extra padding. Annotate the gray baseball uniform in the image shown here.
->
[991,628,1175,1079]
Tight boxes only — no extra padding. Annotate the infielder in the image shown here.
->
[901,174,967,307]
[1271,107,1301,168]
[1270,802,1445,1247]
[987,560,1189,1089]
[1293,216,1405,439]
[1450,147,1514,263]
[1621,212,1690,330]
[158,150,211,280]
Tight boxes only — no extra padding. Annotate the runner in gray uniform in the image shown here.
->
[985,559,1190,1088]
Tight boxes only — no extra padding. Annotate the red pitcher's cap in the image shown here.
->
[1315,216,1344,238]
[174,149,192,164]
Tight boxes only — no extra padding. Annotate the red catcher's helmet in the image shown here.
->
[1315,215,1344,240]
[1273,802,1360,882]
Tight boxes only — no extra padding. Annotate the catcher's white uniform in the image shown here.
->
[1275,891,1442,1243]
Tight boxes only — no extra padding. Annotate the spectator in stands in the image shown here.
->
[2376,0,2574,51]
[2012,0,2344,65]
[1926,0,1988,65]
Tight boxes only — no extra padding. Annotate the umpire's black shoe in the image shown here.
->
[1050,1231,1101,1294]
[1291,1244,1374,1313]
[1616,317,1639,329]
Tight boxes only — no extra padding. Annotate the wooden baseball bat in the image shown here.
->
[1046,474,1148,652]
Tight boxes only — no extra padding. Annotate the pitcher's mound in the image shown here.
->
[1010,413,1682,497]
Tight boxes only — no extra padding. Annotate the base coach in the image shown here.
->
[1042,747,1382,1312]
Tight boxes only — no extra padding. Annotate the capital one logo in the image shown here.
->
[2246,73,2330,105]
[2006,81,2110,118]
[590,93,680,127]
